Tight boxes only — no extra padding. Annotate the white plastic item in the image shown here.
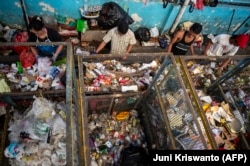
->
[139,60,158,71]
[42,15,57,25]
[207,34,214,40]
[121,85,138,92]
[150,27,159,37]
[207,43,224,56]
[233,110,246,133]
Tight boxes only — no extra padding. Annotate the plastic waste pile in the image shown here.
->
[4,96,74,166]
[183,59,250,149]
[0,57,66,93]
[82,59,161,92]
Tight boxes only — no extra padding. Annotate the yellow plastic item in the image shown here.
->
[0,79,10,93]
[202,103,210,111]
[116,111,130,121]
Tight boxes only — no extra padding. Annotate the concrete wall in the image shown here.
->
[0,0,249,35]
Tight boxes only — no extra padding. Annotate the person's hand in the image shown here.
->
[201,52,206,56]
[52,53,58,62]
[121,55,127,60]
[52,56,56,62]
[35,54,39,62]
[216,67,223,76]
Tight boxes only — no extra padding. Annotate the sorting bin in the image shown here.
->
[76,53,210,165]
[0,42,83,165]
[0,42,70,97]
[140,55,211,150]
[177,55,250,150]
[0,105,9,163]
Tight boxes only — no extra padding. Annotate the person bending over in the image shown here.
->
[202,34,249,73]
[167,22,203,55]
[95,21,137,59]
[28,15,63,62]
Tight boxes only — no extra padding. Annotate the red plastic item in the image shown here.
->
[19,49,36,68]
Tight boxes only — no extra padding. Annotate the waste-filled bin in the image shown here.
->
[0,42,83,165]
[76,53,210,165]
[0,104,9,163]
[177,55,250,150]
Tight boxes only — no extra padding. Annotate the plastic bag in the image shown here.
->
[150,27,159,38]
[120,145,149,166]
[134,27,151,42]
[52,115,66,136]
[19,49,36,69]
[12,30,30,55]
[76,19,88,33]
[98,2,134,29]
[158,37,170,49]
[4,142,25,159]
[29,96,56,122]
[37,57,53,76]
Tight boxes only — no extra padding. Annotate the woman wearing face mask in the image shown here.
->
[28,15,63,62]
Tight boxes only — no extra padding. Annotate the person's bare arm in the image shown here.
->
[96,41,107,53]
[167,30,183,53]
[221,58,231,70]
[202,40,212,56]
[121,44,133,60]
[30,47,38,58]
[191,36,202,55]
[216,58,231,75]
[53,45,63,61]
[190,45,195,55]
[126,44,133,54]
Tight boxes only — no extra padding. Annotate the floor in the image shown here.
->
[1,37,249,65]
[90,38,250,55]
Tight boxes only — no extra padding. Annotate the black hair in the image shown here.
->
[118,22,129,34]
[28,15,44,31]
[231,35,237,40]
[190,22,202,34]
[230,35,237,44]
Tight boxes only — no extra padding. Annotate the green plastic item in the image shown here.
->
[56,14,66,24]
[69,21,76,27]
[17,61,23,74]
[54,57,67,66]
[127,97,136,104]
[76,19,85,32]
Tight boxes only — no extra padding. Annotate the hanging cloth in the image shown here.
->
[195,0,204,10]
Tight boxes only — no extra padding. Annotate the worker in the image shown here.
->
[95,21,137,59]
[28,15,63,62]
[202,34,249,73]
[167,22,203,55]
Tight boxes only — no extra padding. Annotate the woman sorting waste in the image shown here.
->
[28,15,63,62]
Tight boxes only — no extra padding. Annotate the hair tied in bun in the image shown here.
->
[36,16,41,21]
